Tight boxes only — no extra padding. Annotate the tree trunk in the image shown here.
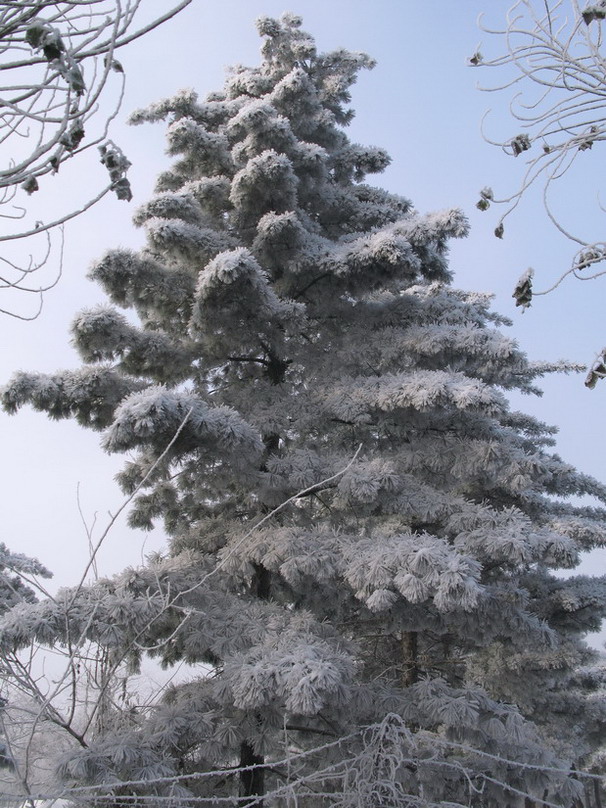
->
[401,631,419,687]
[253,562,271,600]
[239,344,286,803]
[239,740,265,807]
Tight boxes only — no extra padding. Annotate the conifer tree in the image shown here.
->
[2,14,606,807]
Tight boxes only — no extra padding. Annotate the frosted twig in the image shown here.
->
[68,407,194,604]
[0,1,193,317]
[475,0,606,309]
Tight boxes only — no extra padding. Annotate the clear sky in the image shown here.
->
[1,1,605,640]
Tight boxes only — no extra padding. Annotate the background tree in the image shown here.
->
[0,545,52,796]
[0,538,162,807]
[472,0,606,386]
[2,12,606,807]
[0,0,192,320]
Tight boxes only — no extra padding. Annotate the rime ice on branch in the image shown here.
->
[2,13,606,807]
[0,1,191,319]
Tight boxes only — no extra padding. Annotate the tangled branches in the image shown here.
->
[0,1,191,318]
[472,1,606,330]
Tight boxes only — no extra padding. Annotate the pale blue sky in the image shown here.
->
[1,2,604,641]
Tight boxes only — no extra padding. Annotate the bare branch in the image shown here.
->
[0,1,192,318]
[474,0,606,383]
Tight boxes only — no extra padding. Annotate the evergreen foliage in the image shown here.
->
[2,14,606,807]
[0,543,51,616]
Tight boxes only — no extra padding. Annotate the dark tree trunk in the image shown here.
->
[239,740,265,807]
[238,347,285,803]
[401,631,419,687]
[265,353,289,385]
[253,562,271,600]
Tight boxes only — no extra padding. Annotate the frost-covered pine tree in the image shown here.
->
[2,14,606,807]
